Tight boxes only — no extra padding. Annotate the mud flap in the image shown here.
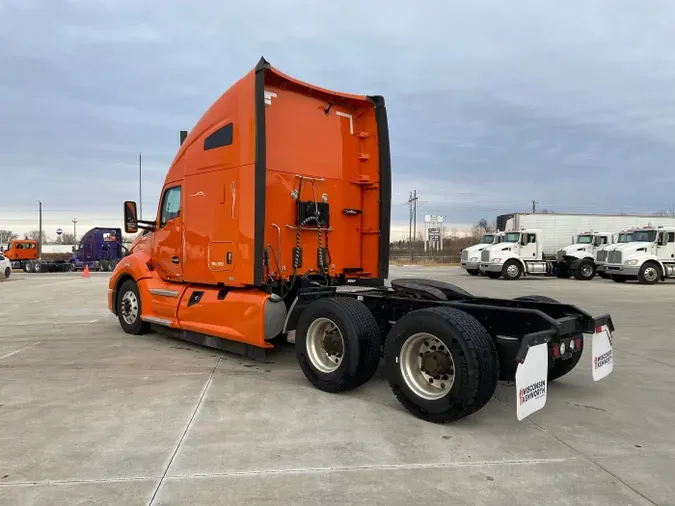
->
[515,343,548,421]
[592,324,614,381]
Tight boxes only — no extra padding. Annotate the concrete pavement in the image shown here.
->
[0,268,672,505]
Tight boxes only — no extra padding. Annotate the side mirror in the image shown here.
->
[124,201,139,233]
[72,246,76,253]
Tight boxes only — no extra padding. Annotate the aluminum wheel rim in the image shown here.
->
[306,317,344,373]
[121,291,139,325]
[581,264,592,277]
[644,267,658,282]
[507,264,519,277]
[399,332,455,401]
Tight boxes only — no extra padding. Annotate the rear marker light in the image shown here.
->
[576,338,582,350]
[552,344,560,358]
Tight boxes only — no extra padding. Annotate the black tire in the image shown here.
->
[573,260,596,281]
[4,267,10,279]
[637,261,661,285]
[116,279,150,335]
[295,297,381,393]
[555,264,572,279]
[598,271,608,279]
[33,262,42,273]
[23,262,33,273]
[69,262,76,272]
[502,259,522,280]
[110,259,118,271]
[466,269,479,276]
[485,271,501,279]
[100,260,110,272]
[384,307,499,423]
[610,275,627,283]
[268,333,288,346]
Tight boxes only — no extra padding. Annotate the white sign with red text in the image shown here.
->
[515,343,548,421]
[592,324,614,381]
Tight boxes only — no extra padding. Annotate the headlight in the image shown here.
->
[470,257,478,262]
[491,258,502,263]
[624,259,639,265]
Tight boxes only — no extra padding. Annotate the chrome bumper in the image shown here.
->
[604,264,640,276]
[479,262,503,273]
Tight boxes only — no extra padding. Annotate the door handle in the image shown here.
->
[171,256,180,264]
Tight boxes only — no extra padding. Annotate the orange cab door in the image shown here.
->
[152,184,184,282]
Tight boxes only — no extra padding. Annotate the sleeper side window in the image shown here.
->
[160,186,182,227]
[204,123,233,150]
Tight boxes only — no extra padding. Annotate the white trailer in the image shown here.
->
[480,213,675,280]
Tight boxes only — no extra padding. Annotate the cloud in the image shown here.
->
[1,0,675,238]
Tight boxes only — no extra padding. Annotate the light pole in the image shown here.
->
[72,218,78,243]
[139,152,143,220]
[37,200,42,259]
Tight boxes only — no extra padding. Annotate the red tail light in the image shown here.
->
[552,343,560,358]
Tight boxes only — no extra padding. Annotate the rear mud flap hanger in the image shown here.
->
[515,313,614,364]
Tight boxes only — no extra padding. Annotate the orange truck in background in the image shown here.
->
[108,57,616,424]
[3,239,71,273]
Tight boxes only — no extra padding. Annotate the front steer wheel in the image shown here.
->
[573,259,596,281]
[502,260,522,280]
[384,307,499,423]
[116,279,150,335]
[638,262,661,285]
[295,297,381,394]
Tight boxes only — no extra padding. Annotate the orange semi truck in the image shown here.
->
[3,239,71,273]
[108,58,616,423]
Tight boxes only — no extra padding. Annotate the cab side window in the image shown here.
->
[669,232,675,243]
[527,234,536,243]
[160,186,182,227]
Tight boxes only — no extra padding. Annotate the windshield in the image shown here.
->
[480,234,494,244]
[631,230,657,242]
[576,235,593,244]
[504,232,521,243]
[618,233,632,243]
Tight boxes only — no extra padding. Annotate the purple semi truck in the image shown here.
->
[68,227,129,272]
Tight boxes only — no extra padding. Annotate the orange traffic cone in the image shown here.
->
[82,264,90,278]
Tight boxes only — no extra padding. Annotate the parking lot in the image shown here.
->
[1,267,674,505]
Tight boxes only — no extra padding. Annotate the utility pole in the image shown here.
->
[531,200,537,213]
[407,190,419,262]
[37,200,42,259]
[139,152,143,220]
[72,218,78,243]
[413,189,418,245]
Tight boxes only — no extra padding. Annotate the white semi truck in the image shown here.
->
[479,213,675,281]
[603,225,675,284]
[595,229,634,278]
[460,232,503,276]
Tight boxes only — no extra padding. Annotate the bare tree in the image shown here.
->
[60,232,76,244]
[26,230,41,241]
[653,207,675,217]
[0,229,17,244]
[475,218,494,233]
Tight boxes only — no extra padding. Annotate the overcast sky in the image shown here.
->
[1,0,675,241]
